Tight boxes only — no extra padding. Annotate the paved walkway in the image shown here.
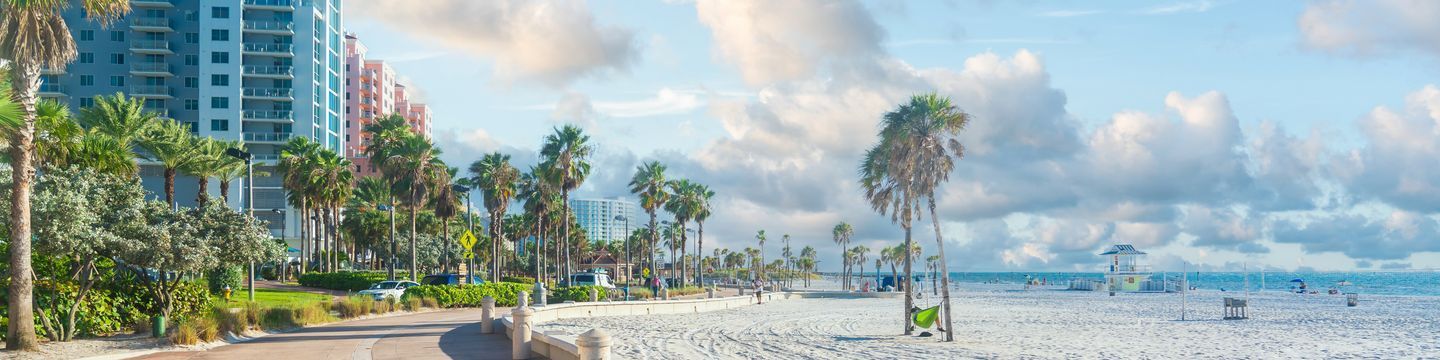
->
[134,309,512,360]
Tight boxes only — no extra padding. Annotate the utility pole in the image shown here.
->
[226,148,256,302]
[382,202,397,281]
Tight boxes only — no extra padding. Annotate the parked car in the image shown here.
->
[565,272,616,289]
[420,274,484,286]
[357,280,420,301]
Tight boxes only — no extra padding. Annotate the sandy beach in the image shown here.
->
[536,281,1440,359]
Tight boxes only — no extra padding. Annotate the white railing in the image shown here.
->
[131,63,170,73]
[243,132,292,142]
[243,20,293,32]
[130,40,171,51]
[242,65,293,76]
[243,43,294,54]
[242,110,293,121]
[243,88,294,98]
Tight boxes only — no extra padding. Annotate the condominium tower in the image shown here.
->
[342,33,432,178]
[570,198,641,243]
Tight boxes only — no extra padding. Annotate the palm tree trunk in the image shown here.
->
[196,178,209,206]
[409,198,419,281]
[6,61,42,351]
[648,213,658,282]
[561,188,572,282]
[928,199,954,342]
[534,214,543,281]
[902,221,914,336]
[333,206,342,271]
[299,200,308,274]
[696,221,705,286]
[442,218,451,274]
[164,167,176,206]
[220,179,231,203]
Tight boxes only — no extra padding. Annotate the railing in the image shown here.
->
[39,84,64,93]
[1105,265,1152,273]
[130,40,171,51]
[361,111,375,119]
[145,108,171,119]
[253,153,281,161]
[242,43,294,54]
[360,97,375,105]
[361,69,377,78]
[243,132,292,142]
[242,65,293,76]
[131,17,170,28]
[130,0,173,7]
[243,20,293,32]
[243,0,294,8]
[359,83,375,92]
[243,88,294,98]
[242,110,294,121]
[131,63,171,73]
[129,85,172,97]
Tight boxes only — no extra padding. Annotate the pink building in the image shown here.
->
[344,33,433,179]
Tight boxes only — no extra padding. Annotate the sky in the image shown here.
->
[340,0,1440,272]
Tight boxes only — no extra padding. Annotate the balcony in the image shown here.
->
[243,0,295,11]
[242,87,293,100]
[360,111,375,119]
[129,85,173,98]
[253,153,282,162]
[359,97,375,106]
[242,110,294,122]
[130,63,173,77]
[40,67,65,75]
[129,17,173,32]
[129,40,173,55]
[38,84,65,97]
[242,43,294,57]
[242,20,294,35]
[359,82,375,93]
[241,65,294,79]
[243,132,292,143]
[145,108,171,119]
[361,69,377,78]
[130,0,173,8]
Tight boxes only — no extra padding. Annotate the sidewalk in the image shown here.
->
[133,308,512,360]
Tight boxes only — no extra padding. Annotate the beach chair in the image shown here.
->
[1346,293,1359,307]
[1223,297,1248,320]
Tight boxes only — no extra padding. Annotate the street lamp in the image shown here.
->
[379,203,397,281]
[224,148,254,302]
[271,208,285,282]
[452,184,473,284]
[614,214,629,301]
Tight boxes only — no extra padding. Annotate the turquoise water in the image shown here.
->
[850,271,1440,296]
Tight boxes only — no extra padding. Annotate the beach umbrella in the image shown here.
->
[1289,278,1304,283]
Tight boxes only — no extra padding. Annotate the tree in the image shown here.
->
[663,179,701,287]
[690,184,714,286]
[76,93,154,152]
[212,140,249,203]
[432,167,461,274]
[518,167,559,281]
[755,230,767,281]
[832,222,854,290]
[34,99,136,175]
[138,119,199,206]
[627,161,669,280]
[781,234,792,287]
[860,93,970,340]
[308,148,353,271]
[279,137,321,274]
[800,246,817,287]
[851,245,870,290]
[382,135,448,281]
[539,125,592,280]
[469,152,518,282]
[3,0,132,346]
[180,138,226,206]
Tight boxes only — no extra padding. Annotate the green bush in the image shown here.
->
[206,266,245,295]
[171,321,199,345]
[212,305,250,335]
[404,297,423,311]
[297,271,389,291]
[550,286,608,303]
[501,276,535,284]
[334,296,373,319]
[259,307,296,330]
[403,283,530,307]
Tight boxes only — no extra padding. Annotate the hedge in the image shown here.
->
[297,271,389,292]
[549,286,608,304]
[402,283,531,307]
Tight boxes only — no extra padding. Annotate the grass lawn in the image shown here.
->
[217,288,331,307]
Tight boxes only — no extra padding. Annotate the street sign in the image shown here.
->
[462,250,475,260]
[642,268,651,277]
[459,230,477,248]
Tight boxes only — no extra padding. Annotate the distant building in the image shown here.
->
[342,33,431,179]
[1099,244,1152,292]
[569,197,639,243]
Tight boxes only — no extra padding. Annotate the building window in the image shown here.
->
[184,77,198,88]
[210,119,229,131]
[79,53,93,64]
[79,30,94,41]
[210,52,228,64]
[79,75,94,86]
[211,7,229,18]
[110,53,125,64]
[185,99,199,110]
[79,98,95,108]
[110,31,124,42]
[109,76,125,87]
[184,55,198,66]
[210,29,228,41]
[210,74,229,86]
[210,97,229,109]
[185,32,199,44]
[185,11,197,21]
[184,121,199,133]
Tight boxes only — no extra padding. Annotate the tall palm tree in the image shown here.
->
[926,255,941,295]
[860,93,969,340]
[832,222,854,290]
[781,234,792,287]
[663,179,701,287]
[2,0,132,349]
[852,245,870,290]
[519,167,560,281]
[139,119,199,206]
[309,148,353,271]
[212,140,250,203]
[800,246,817,287]
[360,113,411,276]
[755,230,767,281]
[628,161,669,279]
[33,100,135,175]
[432,167,461,274]
[470,152,518,282]
[539,124,592,280]
[690,183,714,286]
[382,134,448,281]
[76,93,154,152]
[280,137,322,273]
[180,138,226,206]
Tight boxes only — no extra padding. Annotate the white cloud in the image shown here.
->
[1142,1,1215,15]
[1298,0,1440,58]
[592,88,704,118]
[1332,85,1440,213]
[695,0,886,85]
[1036,10,1105,18]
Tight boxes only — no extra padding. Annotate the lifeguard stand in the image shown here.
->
[1099,244,1151,292]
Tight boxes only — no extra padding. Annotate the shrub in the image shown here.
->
[421,297,438,309]
[550,286,608,303]
[171,321,199,345]
[404,297,423,312]
[403,283,530,307]
[212,305,250,335]
[243,302,263,326]
[206,266,245,296]
[194,317,221,343]
[297,271,389,292]
[625,287,654,299]
[373,299,393,314]
[334,297,372,319]
[259,307,296,330]
[501,276,535,284]
[669,286,706,297]
[292,302,332,326]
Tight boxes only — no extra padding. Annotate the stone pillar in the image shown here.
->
[576,328,612,360]
[533,282,547,306]
[739,286,746,295]
[512,291,533,360]
[589,288,598,302]
[706,287,715,299]
[661,286,669,300]
[480,296,495,334]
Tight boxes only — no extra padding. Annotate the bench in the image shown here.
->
[1223,297,1248,320]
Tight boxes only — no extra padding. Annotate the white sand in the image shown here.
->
[537,281,1440,359]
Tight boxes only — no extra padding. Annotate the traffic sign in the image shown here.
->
[462,250,475,260]
[459,230,477,248]
[642,268,651,277]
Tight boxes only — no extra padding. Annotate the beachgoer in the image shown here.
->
[753,278,765,304]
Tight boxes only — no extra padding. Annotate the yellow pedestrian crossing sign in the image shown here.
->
[459,230,477,249]
[462,250,475,260]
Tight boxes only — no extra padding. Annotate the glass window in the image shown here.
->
[185,32,199,44]
[210,119,229,131]
[109,76,125,87]
[210,52,229,64]
[210,29,228,41]
[210,97,229,109]
[79,53,93,64]
[79,98,95,108]
[79,30,94,41]
[110,53,125,64]
[184,99,198,110]
[79,75,94,86]
[184,77,198,88]
[110,31,124,42]
[210,74,229,86]
[211,7,229,18]
[184,55,198,66]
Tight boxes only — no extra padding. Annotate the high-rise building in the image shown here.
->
[342,33,431,179]
[569,198,640,243]
[39,0,346,236]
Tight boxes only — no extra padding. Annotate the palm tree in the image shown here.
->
[860,93,969,340]
[309,148,354,271]
[539,125,593,280]
[432,168,461,274]
[76,93,155,152]
[382,134,448,281]
[926,255,941,295]
[139,119,199,206]
[180,138,226,206]
[33,100,135,175]
[2,0,132,349]
[800,246,817,287]
[663,179,702,287]
[280,137,322,273]
[755,230,767,281]
[519,167,560,281]
[628,161,669,279]
[470,152,518,282]
[832,223,854,290]
[852,245,870,290]
[690,184,714,286]
[781,234,793,287]
[213,140,250,203]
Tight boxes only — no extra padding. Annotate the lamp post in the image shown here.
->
[272,208,285,282]
[379,203,397,281]
[225,148,255,302]
[453,184,473,284]
[614,214,629,301]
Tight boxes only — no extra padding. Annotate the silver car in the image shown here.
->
[357,280,419,301]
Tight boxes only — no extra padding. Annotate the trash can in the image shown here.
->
[151,315,167,338]
[1346,293,1359,307]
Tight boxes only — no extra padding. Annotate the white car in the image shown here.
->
[566,273,617,289]
[357,280,419,301]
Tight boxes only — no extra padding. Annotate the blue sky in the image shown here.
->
[342,0,1440,272]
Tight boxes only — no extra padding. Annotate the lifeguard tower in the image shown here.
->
[1099,244,1152,292]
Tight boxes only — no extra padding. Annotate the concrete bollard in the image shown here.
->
[706,287,715,299]
[533,282,547,306]
[512,291,533,360]
[661,286,669,300]
[739,286,746,295]
[481,296,496,334]
[589,288,598,302]
[576,328,612,360]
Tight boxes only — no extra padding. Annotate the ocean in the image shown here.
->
[846,271,1440,296]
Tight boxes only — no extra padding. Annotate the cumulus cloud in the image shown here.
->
[1273,211,1440,260]
[348,0,639,86]
[551,92,598,127]
[1332,85,1440,213]
[1181,206,1266,253]
[695,0,886,85]
[1298,0,1440,58]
